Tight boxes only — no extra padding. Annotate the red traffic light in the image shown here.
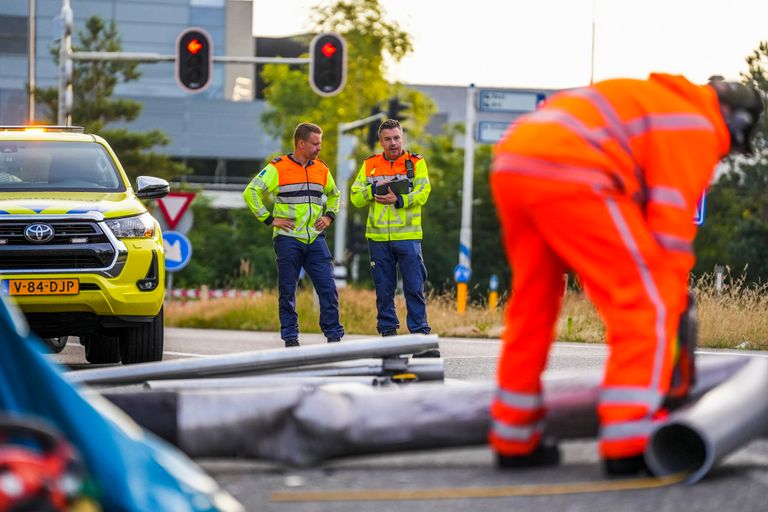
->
[320,42,337,58]
[186,39,203,55]
[309,33,347,97]
[176,28,212,93]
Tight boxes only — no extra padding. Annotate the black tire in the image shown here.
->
[119,308,164,365]
[81,334,121,364]
[42,336,69,353]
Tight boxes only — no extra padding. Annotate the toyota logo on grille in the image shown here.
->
[24,223,55,243]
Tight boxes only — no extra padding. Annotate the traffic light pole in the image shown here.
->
[333,112,386,286]
[56,49,311,124]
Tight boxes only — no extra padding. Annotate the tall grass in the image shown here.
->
[165,272,768,349]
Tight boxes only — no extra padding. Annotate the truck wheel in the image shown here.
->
[42,336,69,353]
[119,308,164,365]
[82,334,121,364]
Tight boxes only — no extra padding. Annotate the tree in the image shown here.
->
[260,0,435,173]
[694,41,768,282]
[36,16,187,183]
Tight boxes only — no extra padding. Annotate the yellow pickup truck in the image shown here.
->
[0,126,168,364]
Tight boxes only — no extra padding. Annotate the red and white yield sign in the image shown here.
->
[156,192,196,230]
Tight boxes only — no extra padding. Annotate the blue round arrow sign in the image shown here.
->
[162,231,192,272]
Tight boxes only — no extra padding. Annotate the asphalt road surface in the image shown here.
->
[57,330,768,512]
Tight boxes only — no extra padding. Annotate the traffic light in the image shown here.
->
[176,28,212,93]
[387,97,411,121]
[309,33,346,96]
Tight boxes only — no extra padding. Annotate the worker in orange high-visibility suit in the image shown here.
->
[488,75,764,476]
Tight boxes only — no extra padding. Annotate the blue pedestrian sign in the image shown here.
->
[693,191,706,226]
[163,231,192,272]
[454,264,471,284]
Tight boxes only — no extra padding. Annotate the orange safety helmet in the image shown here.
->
[709,77,764,154]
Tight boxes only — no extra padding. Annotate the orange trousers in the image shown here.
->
[489,174,688,459]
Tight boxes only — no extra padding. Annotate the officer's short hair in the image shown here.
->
[294,122,322,144]
[378,119,402,138]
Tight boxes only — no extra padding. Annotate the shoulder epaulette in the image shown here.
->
[270,156,283,164]
[365,153,379,160]
[315,158,328,167]
[410,152,423,160]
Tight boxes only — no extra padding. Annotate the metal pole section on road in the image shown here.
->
[456,84,476,313]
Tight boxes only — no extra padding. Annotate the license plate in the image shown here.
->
[3,278,80,296]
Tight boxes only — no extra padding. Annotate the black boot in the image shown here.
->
[496,441,561,470]
[284,339,300,348]
[603,455,650,477]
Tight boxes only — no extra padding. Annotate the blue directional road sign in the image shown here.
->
[454,264,471,284]
[162,230,192,272]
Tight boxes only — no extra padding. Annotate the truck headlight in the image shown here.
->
[106,213,155,239]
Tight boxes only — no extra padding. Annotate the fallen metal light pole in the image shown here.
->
[250,358,444,382]
[102,356,755,471]
[145,375,392,390]
[68,335,439,386]
[645,357,768,483]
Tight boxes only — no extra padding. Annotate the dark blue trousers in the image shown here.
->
[368,239,430,335]
[274,234,344,342]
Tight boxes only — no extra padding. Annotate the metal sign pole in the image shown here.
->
[456,84,476,313]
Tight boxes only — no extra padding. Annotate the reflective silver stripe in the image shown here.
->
[367,224,423,235]
[625,113,714,137]
[493,153,620,190]
[600,387,663,409]
[567,88,644,196]
[653,232,693,254]
[278,183,324,193]
[527,108,611,150]
[248,177,269,190]
[413,177,429,185]
[647,186,686,209]
[276,196,324,205]
[491,419,542,442]
[600,419,655,441]
[567,88,633,153]
[496,389,543,410]
[604,198,668,396]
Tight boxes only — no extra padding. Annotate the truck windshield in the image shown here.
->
[0,141,125,192]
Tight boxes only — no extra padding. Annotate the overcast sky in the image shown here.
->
[253,0,768,90]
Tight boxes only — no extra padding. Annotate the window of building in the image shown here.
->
[0,15,28,55]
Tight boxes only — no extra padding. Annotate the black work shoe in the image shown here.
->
[284,339,300,348]
[412,348,441,358]
[603,455,650,477]
[327,337,341,343]
[496,441,561,470]
[380,330,398,337]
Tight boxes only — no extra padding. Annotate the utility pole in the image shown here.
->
[27,0,36,123]
[333,111,386,286]
[456,84,476,314]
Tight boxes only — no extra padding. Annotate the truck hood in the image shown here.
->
[0,192,146,218]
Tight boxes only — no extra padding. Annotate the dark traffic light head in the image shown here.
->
[387,97,411,121]
[309,33,347,96]
[176,28,212,93]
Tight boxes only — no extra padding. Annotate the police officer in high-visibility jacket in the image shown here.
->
[243,122,344,347]
[351,119,432,339]
[489,75,763,475]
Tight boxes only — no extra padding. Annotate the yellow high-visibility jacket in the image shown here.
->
[350,151,431,241]
[243,154,340,244]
